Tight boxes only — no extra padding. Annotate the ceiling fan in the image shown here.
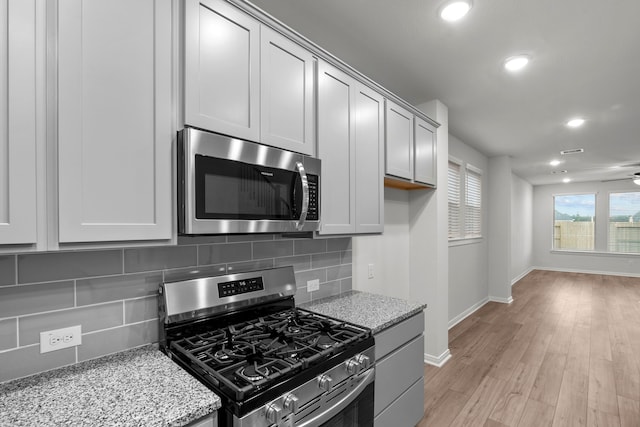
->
[601,171,640,185]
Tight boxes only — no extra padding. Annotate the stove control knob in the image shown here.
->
[355,354,371,370]
[265,403,283,424]
[283,393,300,413]
[345,358,360,375]
[317,374,333,392]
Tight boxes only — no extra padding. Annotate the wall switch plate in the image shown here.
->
[307,279,320,292]
[40,325,82,354]
[367,263,375,279]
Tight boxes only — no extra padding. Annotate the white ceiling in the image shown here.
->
[249,0,640,186]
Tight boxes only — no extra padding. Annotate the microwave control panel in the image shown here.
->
[307,174,319,221]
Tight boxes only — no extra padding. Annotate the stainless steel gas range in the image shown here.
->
[159,266,375,427]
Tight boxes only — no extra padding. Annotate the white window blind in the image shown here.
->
[448,161,461,239]
[465,166,482,237]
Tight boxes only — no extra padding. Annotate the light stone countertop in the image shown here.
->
[0,344,221,427]
[301,290,426,334]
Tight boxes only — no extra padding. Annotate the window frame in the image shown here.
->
[551,192,597,252]
[607,190,640,254]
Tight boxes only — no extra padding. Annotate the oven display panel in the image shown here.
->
[218,277,264,298]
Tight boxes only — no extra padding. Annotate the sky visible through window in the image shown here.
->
[610,192,640,217]
[554,194,595,218]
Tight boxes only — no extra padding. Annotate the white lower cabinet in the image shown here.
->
[374,312,425,427]
[57,0,173,243]
[0,0,38,245]
[317,60,384,235]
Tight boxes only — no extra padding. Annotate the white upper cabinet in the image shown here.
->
[0,0,38,245]
[57,0,172,243]
[185,0,260,142]
[185,0,315,154]
[318,61,384,235]
[414,117,437,186]
[260,27,315,155]
[317,62,355,234]
[385,101,438,189]
[354,84,384,233]
[385,100,414,180]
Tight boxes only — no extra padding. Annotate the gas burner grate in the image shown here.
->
[169,307,370,401]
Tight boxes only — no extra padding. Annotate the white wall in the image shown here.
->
[511,174,533,282]
[487,156,513,303]
[533,180,640,276]
[447,136,489,327]
[355,100,450,366]
[352,188,410,298]
[413,99,450,365]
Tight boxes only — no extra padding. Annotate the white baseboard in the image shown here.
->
[512,267,535,286]
[424,349,451,367]
[448,297,489,330]
[533,266,640,278]
[489,296,513,304]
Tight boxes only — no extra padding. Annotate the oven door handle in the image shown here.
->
[295,161,309,231]
[296,368,375,427]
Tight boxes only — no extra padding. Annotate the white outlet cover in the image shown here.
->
[40,325,82,354]
[307,279,320,292]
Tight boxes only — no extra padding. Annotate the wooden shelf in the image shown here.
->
[384,177,435,190]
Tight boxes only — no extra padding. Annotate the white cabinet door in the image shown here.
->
[385,100,414,180]
[317,61,356,235]
[414,117,437,186]
[0,0,37,245]
[185,0,260,142]
[354,84,384,233]
[260,27,315,155]
[57,0,172,242]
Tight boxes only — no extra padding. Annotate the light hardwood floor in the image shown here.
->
[419,270,640,427]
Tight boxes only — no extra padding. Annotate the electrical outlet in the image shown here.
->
[307,279,320,292]
[40,325,82,354]
[367,263,375,279]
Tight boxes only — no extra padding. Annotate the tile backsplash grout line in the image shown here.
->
[14,254,18,285]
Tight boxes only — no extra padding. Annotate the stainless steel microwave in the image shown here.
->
[178,128,321,234]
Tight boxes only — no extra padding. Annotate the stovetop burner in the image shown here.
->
[169,307,369,401]
[238,364,270,382]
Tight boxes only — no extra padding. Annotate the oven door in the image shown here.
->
[297,368,374,427]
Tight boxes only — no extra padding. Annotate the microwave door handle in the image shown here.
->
[295,161,309,231]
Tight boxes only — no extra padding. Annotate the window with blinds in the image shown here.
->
[465,166,482,237]
[448,161,461,239]
[448,159,482,241]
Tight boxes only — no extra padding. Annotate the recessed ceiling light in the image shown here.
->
[439,1,472,22]
[566,118,585,128]
[549,160,561,166]
[563,178,572,183]
[504,55,530,72]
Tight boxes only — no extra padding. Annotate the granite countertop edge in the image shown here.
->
[0,344,221,427]
[300,290,427,334]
